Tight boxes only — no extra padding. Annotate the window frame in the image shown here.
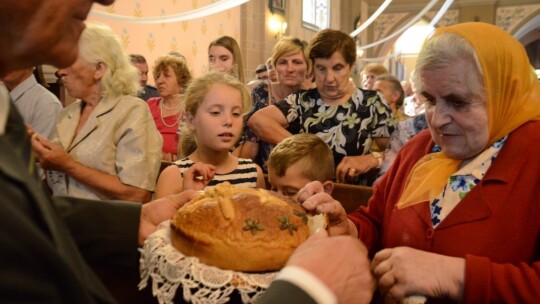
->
[302,0,330,31]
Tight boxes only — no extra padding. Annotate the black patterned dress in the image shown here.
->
[274,87,395,168]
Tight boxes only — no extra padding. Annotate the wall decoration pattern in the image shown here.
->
[496,5,540,33]
[425,9,459,27]
[88,0,241,83]
[373,13,408,42]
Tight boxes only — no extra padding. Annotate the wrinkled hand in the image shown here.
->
[31,134,74,172]
[297,181,351,236]
[138,190,197,246]
[287,229,375,304]
[336,155,378,183]
[371,247,465,303]
[182,162,216,191]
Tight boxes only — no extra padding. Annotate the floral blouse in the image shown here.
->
[274,87,395,168]
[430,136,508,227]
[378,113,428,179]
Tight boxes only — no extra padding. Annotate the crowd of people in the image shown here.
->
[1,0,539,303]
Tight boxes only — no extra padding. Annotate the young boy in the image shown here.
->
[267,133,335,200]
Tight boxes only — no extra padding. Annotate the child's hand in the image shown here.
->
[182,162,216,191]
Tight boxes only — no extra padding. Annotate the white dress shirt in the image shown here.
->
[9,74,62,138]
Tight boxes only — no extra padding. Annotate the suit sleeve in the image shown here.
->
[52,196,141,268]
[256,280,317,304]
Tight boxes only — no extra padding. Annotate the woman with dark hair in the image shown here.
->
[249,29,394,185]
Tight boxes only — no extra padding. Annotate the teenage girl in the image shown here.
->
[208,35,245,83]
[155,72,265,198]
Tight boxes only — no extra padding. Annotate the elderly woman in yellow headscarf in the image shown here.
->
[297,22,540,303]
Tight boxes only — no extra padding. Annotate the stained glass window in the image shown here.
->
[302,0,330,30]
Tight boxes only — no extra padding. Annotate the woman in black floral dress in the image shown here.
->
[249,29,394,185]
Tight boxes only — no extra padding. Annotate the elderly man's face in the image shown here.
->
[421,59,489,161]
[133,62,149,87]
[0,0,114,76]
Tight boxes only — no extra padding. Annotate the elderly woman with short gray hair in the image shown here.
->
[32,23,162,203]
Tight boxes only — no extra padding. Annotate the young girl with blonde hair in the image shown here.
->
[155,72,265,197]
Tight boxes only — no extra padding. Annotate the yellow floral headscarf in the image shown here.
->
[397,22,540,209]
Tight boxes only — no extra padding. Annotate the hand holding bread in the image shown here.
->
[297,181,352,236]
[138,190,198,246]
[170,182,326,272]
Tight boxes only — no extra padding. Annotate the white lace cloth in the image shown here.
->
[139,220,278,304]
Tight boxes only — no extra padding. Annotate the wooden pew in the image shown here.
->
[331,182,372,214]
[263,175,372,214]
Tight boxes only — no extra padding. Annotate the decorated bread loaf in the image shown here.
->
[170,182,324,272]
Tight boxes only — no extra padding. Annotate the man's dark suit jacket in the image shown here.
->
[138,85,159,102]
[0,103,320,303]
[256,279,317,303]
[0,107,141,303]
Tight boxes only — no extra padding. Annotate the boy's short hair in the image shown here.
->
[269,133,334,182]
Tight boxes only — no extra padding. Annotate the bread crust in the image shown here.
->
[170,183,310,272]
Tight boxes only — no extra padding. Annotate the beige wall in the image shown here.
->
[459,5,496,23]
[242,0,344,81]
[88,0,241,84]
[75,0,540,88]
[87,0,346,85]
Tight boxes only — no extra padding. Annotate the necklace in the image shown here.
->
[161,102,180,110]
[159,99,181,128]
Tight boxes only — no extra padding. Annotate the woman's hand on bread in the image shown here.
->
[297,181,352,236]
[139,190,198,246]
[182,162,216,191]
